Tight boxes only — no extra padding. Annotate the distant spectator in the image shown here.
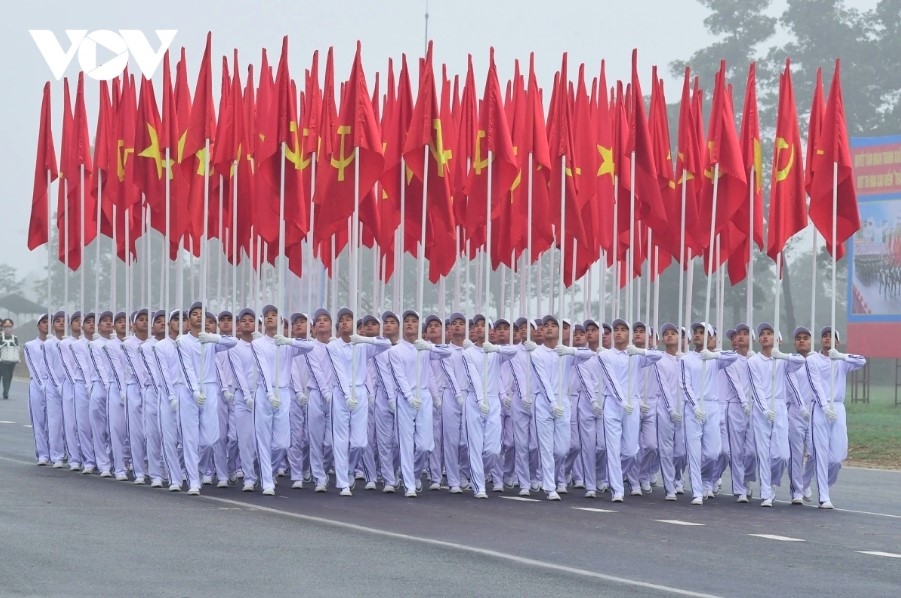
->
[0,318,20,398]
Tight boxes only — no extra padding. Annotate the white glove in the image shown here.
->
[119,390,127,406]
[699,349,717,361]
[455,391,466,408]
[766,409,777,422]
[670,409,682,424]
[623,401,634,415]
[169,396,178,412]
[223,391,235,404]
[350,334,375,345]
[410,395,422,410]
[198,332,221,344]
[482,342,500,354]
[479,400,490,416]
[591,400,603,417]
[251,331,263,340]
[771,349,789,360]
[272,334,293,347]
[245,395,254,409]
[414,339,434,352]
[195,392,206,407]
[522,396,533,410]
[552,402,565,418]
[626,344,646,357]
[433,392,442,409]
[743,402,752,416]
[295,391,306,407]
[556,345,576,357]
[694,406,705,423]
[268,392,280,410]
[825,406,837,423]
[502,395,512,409]
[640,402,650,415]
[323,391,332,405]
[801,406,810,420]
[388,398,396,414]
[522,340,537,352]
[87,383,94,397]
[829,348,848,361]
[747,350,757,357]
[675,351,685,358]
[347,396,358,411]
[462,340,474,349]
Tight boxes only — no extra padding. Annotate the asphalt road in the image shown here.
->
[1,380,899,598]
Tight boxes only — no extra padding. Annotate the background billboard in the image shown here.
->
[847,135,901,358]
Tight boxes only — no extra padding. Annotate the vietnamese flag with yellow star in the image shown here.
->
[134,75,166,236]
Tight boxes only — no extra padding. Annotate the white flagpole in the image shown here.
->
[307,154,317,310]
[276,142,288,391]
[626,151,637,413]
[95,171,102,320]
[232,159,238,313]
[47,170,52,323]
[164,150,171,321]
[414,144,430,404]
[700,163,722,416]
[64,176,69,314]
[398,156,406,314]
[111,204,118,316]
[829,162,838,411]
[613,174,620,319]
[454,226,461,312]
[747,165,755,329]
[677,168,688,351]
[79,165,86,317]
[350,146,361,405]
[556,156,567,401]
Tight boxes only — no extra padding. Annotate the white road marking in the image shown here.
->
[202,495,723,598]
[656,519,704,526]
[499,496,541,503]
[0,420,15,424]
[857,551,901,558]
[748,534,805,542]
[776,500,901,520]
[573,507,617,513]
[22,424,32,428]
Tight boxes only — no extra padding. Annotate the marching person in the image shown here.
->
[388,310,451,497]
[175,302,237,495]
[305,308,338,493]
[597,319,662,502]
[679,322,738,504]
[804,327,866,508]
[72,313,96,474]
[653,323,685,501]
[121,309,150,484]
[323,307,391,496]
[230,308,260,491]
[138,310,167,487]
[785,326,824,505]
[509,318,540,496]
[23,313,52,465]
[0,318,20,399]
[99,311,129,481]
[43,311,67,468]
[721,324,757,502]
[492,318,516,492]
[373,311,402,493]
[151,310,190,491]
[59,312,84,471]
[747,322,805,507]
[87,311,115,478]
[288,312,311,489]
[424,314,447,491]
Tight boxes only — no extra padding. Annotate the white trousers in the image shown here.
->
[464,394,502,494]
[254,387,291,492]
[751,401,789,501]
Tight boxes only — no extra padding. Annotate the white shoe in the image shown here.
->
[69,462,81,471]
[737,493,748,503]
[150,479,163,488]
[518,488,530,497]
[598,483,609,494]
[217,480,229,488]
[133,476,145,485]
[315,485,327,493]
[611,494,624,503]
[429,482,442,491]
[81,467,93,475]
[415,480,423,493]
[791,495,803,505]
[292,480,304,489]
[405,489,417,498]
[168,483,180,492]
[449,485,462,494]
[584,490,597,499]
[493,484,505,493]
[364,481,377,491]
[242,483,255,492]
[277,468,287,478]
[556,483,568,494]
[715,478,722,494]
[640,482,652,494]
[99,470,111,478]
[691,496,703,505]
[819,501,834,510]
[340,487,353,497]
[761,498,773,508]
[674,484,684,495]
[188,487,200,496]
[665,493,677,501]
[228,473,238,483]
[355,472,366,481]
[115,473,128,482]
[475,491,488,499]
[631,486,643,497]
[52,460,65,469]
[650,474,659,487]
[573,481,585,489]
[383,485,396,494]
[262,487,275,496]
[546,491,561,501]
[803,488,813,503]
[704,489,715,499]
[202,476,213,486]
[236,470,244,480]
[37,458,48,466]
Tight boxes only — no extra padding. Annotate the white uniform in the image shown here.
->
[71,336,96,470]
[721,355,756,496]
[747,352,804,501]
[652,353,685,496]
[42,335,67,464]
[121,335,148,480]
[99,336,128,477]
[372,346,398,487]
[229,338,259,486]
[509,344,539,491]
[87,336,113,475]
[58,336,82,468]
[151,337,185,486]
[288,351,310,483]
[304,339,336,489]
[23,338,51,463]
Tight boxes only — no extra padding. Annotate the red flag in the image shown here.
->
[649,68,678,262]
[183,33,216,254]
[465,48,518,268]
[29,81,58,251]
[455,55,478,251]
[805,67,825,197]
[523,53,553,261]
[767,59,807,265]
[593,60,616,258]
[809,59,860,259]
[134,76,166,236]
[58,76,94,270]
[737,62,765,250]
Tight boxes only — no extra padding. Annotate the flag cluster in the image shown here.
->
[29,36,861,289]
